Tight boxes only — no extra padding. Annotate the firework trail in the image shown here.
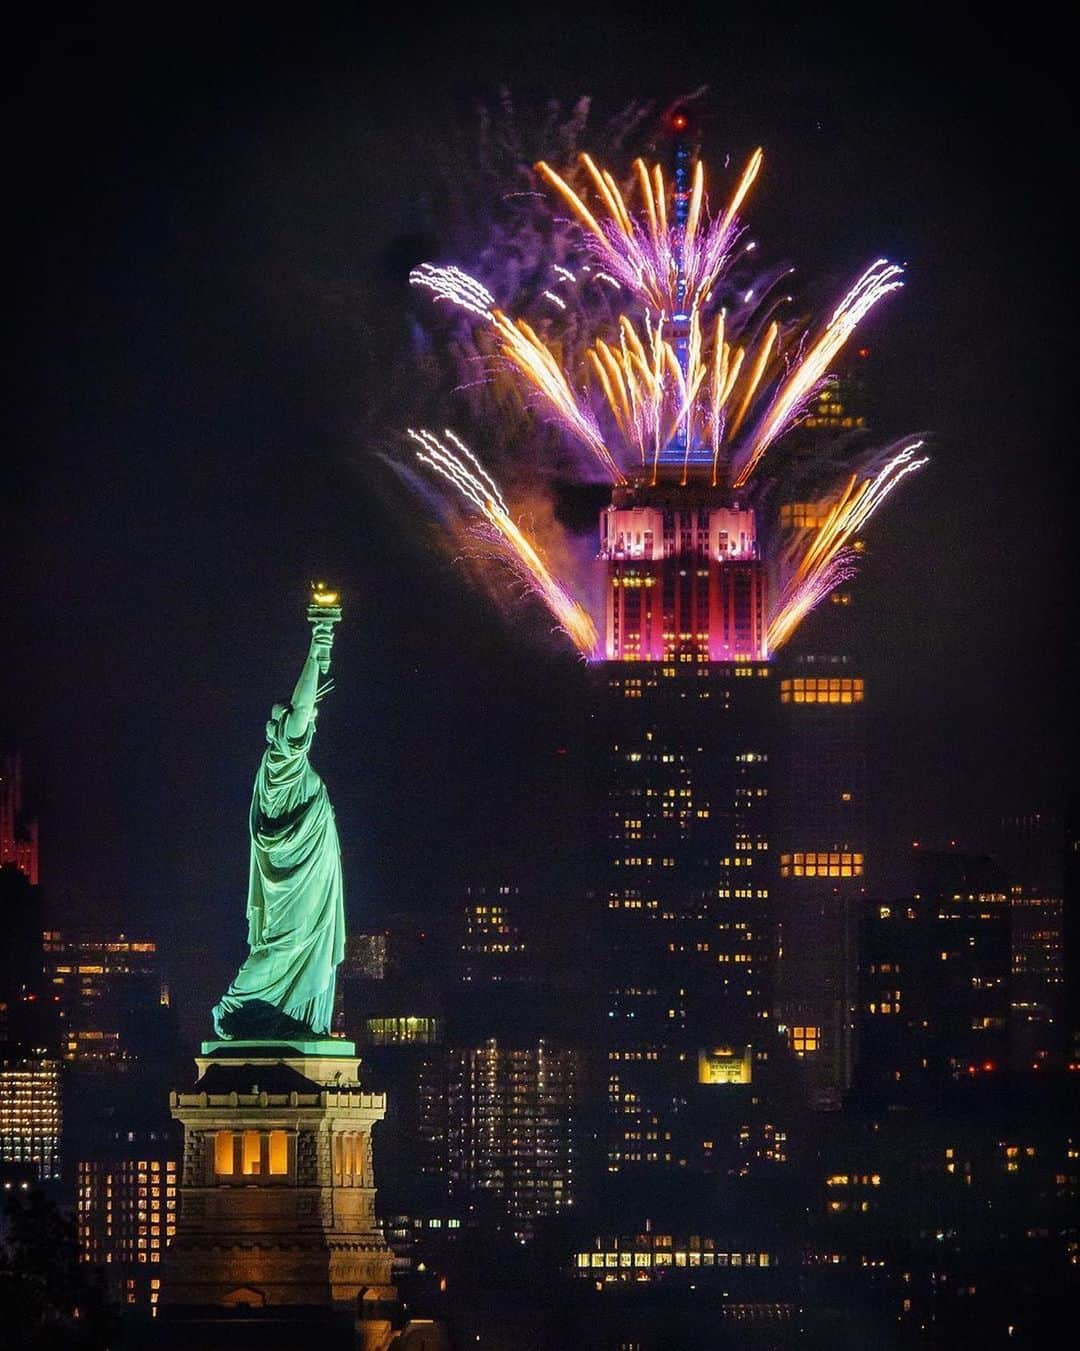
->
[767,441,928,651]
[411,263,495,318]
[729,261,905,488]
[767,552,859,655]
[413,205,902,502]
[534,149,762,314]
[406,428,598,656]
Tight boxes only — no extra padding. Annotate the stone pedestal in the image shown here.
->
[161,1039,396,1346]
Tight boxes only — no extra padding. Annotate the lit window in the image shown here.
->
[242,1131,261,1176]
[779,677,864,705]
[790,1026,820,1055]
[214,1132,234,1176]
[779,852,864,879]
[268,1130,288,1176]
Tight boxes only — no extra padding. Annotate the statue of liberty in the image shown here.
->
[212,591,345,1041]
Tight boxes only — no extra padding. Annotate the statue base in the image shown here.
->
[161,1041,397,1348]
[200,1037,357,1057]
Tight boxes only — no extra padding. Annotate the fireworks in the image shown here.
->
[534,149,762,314]
[729,261,905,488]
[407,132,924,657]
[406,428,598,656]
[767,441,928,651]
[410,263,495,318]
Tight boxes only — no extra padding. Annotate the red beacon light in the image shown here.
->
[671,112,689,132]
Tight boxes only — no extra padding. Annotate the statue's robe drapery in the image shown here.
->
[212,710,345,1039]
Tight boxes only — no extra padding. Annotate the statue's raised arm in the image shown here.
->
[212,589,345,1043]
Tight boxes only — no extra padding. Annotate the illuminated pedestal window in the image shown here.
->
[213,1128,291,1178]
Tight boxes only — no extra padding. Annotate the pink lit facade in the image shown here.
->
[1,752,38,886]
[599,492,767,663]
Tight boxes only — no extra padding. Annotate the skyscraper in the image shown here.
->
[446,1038,582,1240]
[772,370,870,1108]
[42,929,171,1067]
[76,1125,180,1315]
[0,1050,62,1183]
[595,477,773,1187]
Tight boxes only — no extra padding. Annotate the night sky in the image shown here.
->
[3,12,1070,1043]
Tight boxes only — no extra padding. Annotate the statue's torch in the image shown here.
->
[307,583,342,674]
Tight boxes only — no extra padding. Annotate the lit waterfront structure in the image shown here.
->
[447,1038,582,1238]
[0,751,39,885]
[76,1127,179,1315]
[0,1050,61,1182]
[42,929,170,1066]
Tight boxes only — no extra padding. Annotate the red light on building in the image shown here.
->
[671,112,688,132]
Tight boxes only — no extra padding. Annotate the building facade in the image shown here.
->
[595,477,773,1188]
[42,929,170,1067]
[771,371,870,1108]
[447,1038,582,1240]
[0,1050,62,1182]
[856,890,1011,1099]
[76,1126,180,1315]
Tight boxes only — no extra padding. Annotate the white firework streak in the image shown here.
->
[409,263,496,319]
[408,427,598,655]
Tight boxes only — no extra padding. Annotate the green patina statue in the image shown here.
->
[212,592,345,1041]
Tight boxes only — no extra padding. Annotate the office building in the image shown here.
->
[0,1049,62,1182]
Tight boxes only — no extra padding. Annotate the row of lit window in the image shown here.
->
[779,852,864,878]
[801,414,864,429]
[780,677,864,704]
[576,1250,771,1269]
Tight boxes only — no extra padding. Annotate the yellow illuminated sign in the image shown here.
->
[697,1045,753,1085]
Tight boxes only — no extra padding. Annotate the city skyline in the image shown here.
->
[2,13,1069,1048]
